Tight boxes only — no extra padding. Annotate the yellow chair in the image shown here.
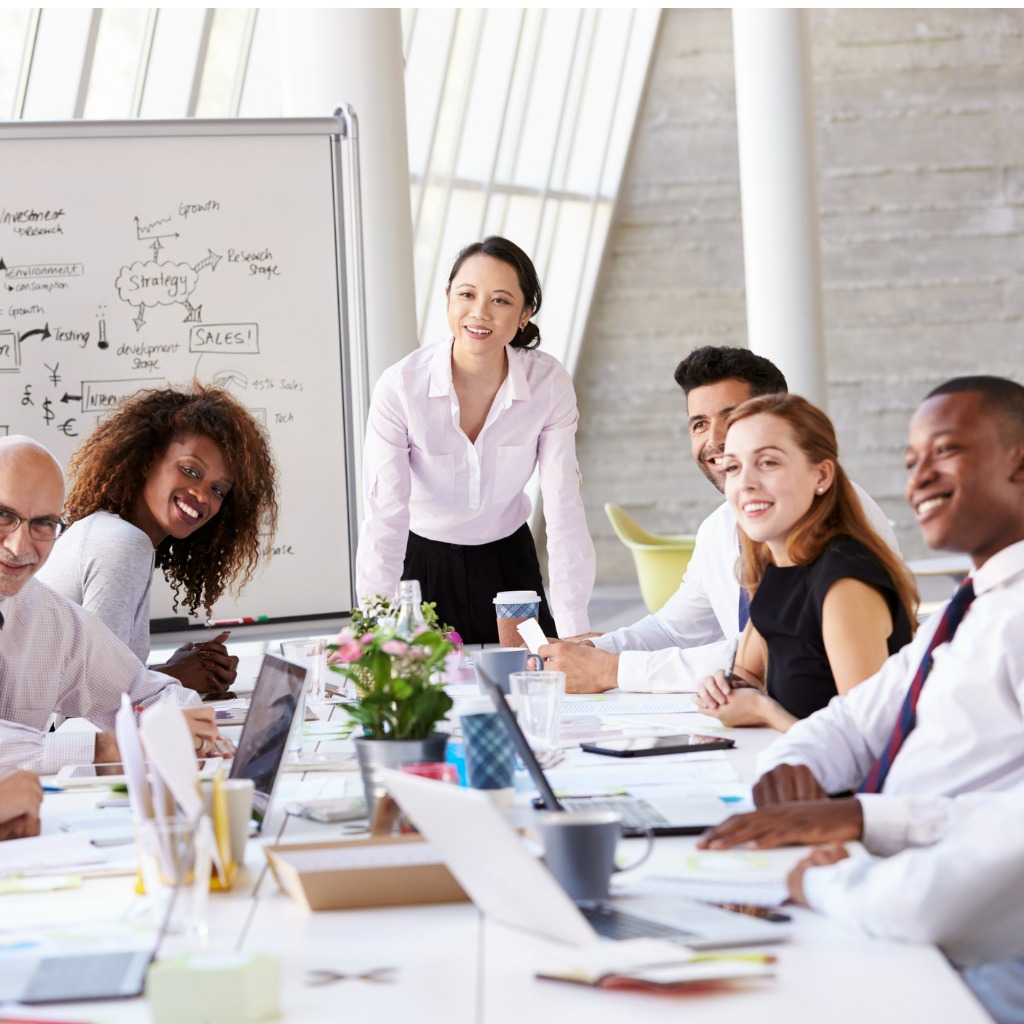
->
[604,504,697,614]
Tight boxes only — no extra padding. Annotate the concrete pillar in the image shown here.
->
[732,8,826,407]
[277,8,417,404]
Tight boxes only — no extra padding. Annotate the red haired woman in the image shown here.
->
[695,394,916,731]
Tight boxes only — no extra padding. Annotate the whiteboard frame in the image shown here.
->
[0,114,362,625]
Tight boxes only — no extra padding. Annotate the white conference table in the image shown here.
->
[16,690,993,1024]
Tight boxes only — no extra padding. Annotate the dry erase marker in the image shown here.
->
[207,616,269,626]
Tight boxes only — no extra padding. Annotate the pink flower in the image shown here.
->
[446,630,463,648]
[381,640,408,656]
[359,632,375,646]
[334,627,356,644]
[333,639,364,663]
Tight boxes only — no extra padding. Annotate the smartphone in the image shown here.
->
[579,734,735,758]
[202,690,238,702]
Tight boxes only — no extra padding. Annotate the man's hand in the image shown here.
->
[697,798,864,851]
[155,631,238,694]
[787,844,851,906]
[94,731,121,765]
[753,763,828,806]
[537,641,618,693]
[183,706,220,757]
[0,771,42,841]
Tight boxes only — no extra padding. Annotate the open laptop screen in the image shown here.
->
[229,654,306,821]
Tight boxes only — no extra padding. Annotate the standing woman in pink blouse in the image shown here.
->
[355,236,595,644]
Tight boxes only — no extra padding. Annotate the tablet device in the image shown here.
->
[580,734,735,758]
[55,757,223,787]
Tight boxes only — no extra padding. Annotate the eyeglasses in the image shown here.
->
[0,506,67,541]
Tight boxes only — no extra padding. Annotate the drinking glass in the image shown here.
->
[279,638,327,700]
[509,670,564,751]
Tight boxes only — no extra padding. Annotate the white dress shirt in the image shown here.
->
[757,538,1024,855]
[356,340,595,637]
[593,483,899,691]
[802,786,1024,1024]
[0,578,201,774]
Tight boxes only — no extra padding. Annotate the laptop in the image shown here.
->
[381,769,787,950]
[0,815,201,1004]
[228,653,307,828]
[477,674,733,836]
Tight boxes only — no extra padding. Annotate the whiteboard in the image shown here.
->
[0,117,356,625]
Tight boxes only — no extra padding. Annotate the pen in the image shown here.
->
[207,616,268,626]
[41,785,63,793]
[690,952,778,964]
[725,636,739,684]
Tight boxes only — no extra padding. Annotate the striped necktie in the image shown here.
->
[738,587,750,630]
[859,578,975,794]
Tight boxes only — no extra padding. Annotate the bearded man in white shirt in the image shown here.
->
[541,345,898,693]
[0,436,217,774]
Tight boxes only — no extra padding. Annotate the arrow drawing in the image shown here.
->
[19,324,52,344]
[61,392,83,403]
[213,369,249,390]
[194,249,222,273]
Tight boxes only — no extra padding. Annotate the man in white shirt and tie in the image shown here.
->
[541,345,898,693]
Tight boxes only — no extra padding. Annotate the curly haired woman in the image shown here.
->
[37,382,279,694]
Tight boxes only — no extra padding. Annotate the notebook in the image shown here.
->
[381,769,787,950]
[228,653,307,827]
[477,673,732,836]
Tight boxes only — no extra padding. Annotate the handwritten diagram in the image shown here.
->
[0,122,353,623]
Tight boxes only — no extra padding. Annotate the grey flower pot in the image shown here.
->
[354,733,448,821]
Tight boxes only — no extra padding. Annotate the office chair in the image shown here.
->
[604,504,696,614]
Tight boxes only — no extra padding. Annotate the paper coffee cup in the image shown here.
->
[493,590,541,647]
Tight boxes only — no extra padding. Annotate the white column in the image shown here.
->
[731,8,826,407]
[277,8,417,397]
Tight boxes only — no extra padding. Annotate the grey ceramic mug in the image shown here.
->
[473,647,541,696]
[537,811,654,902]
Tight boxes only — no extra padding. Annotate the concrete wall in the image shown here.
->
[576,8,1024,582]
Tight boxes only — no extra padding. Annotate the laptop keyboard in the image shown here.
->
[25,950,150,1002]
[578,903,696,941]
[562,796,670,830]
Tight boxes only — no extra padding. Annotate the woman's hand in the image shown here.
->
[695,668,796,731]
[695,669,735,710]
[156,631,238,694]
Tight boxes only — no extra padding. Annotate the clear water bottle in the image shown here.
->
[394,579,427,639]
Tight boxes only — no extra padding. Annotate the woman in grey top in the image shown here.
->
[38,382,278,694]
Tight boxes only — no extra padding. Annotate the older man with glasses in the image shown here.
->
[0,435,216,774]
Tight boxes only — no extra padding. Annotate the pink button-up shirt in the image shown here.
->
[355,340,595,636]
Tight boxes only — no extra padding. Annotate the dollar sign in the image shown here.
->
[42,398,54,425]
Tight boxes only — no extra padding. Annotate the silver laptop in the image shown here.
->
[228,653,306,827]
[477,674,732,836]
[381,769,788,950]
